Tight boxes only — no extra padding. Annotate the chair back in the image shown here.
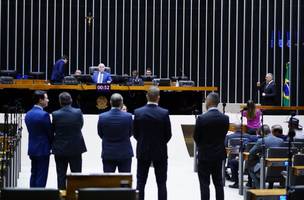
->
[293,154,304,166]
[228,138,241,155]
[89,66,99,74]
[77,188,137,200]
[244,142,256,152]
[294,138,304,143]
[66,173,132,200]
[266,147,297,185]
[266,147,297,158]
[0,188,60,200]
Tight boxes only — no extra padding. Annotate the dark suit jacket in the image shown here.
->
[193,108,230,161]
[134,104,172,161]
[127,77,144,86]
[25,106,53,156]
[52,105,87,156]
[259,81,276,105]
[98,108,134,160]
[92,71,112,83]
[51,59,65,82]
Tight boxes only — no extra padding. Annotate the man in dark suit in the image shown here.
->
[193,92,229,200]
[51,55,68,83]
[52,92,87,189]
[248,124,284,188]
[134,86,172,200]
[127,70,144,86]
[257,73,276,105]
[98,93,133,172]
[92,63,112,84]
[25,90,53,187]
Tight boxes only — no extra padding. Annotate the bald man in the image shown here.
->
[97,93,133,172]
[92,63,112,84]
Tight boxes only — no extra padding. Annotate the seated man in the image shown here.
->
[127,70,143,86]
[247,124,284,188]
[226,123,257,188]
[74,70,82,75]
[145,68,152,77]
[225,123,257,147]
[272,125,287,141]
[92,63,112,84]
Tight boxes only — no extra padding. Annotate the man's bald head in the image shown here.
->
[146,86,160,103]
[110,93,123,108]
[205,92,219,109]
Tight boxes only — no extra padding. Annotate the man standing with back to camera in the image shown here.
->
[134,86,172,200]
[193,92,229,200]
[52,92,87,189]
[97,93,133,173]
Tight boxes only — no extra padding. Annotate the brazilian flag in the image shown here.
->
[283,62,290,106]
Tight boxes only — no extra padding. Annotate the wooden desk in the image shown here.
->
[66,173,132,200]
[243,152,250,161]
[266,158,288,167]
[247,189,286,200]
[0,81,217,91]
[293,166,304,176]
[0,81,215,114]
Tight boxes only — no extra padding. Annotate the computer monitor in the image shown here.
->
[73,74,93,84]
[141,75,157,82]
[152,78,171,86]
[111,75,129,85]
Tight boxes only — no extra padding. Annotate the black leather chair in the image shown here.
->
[266,147,298,188]
[283,142,304,152]
[0,70,16,78]
[288,186,304,200]
[29,72,45,83]
[0,188,60,200]
[89,66,99,75]
[77,188,138,200]
[228,138,242,156]
[244,142,256,152]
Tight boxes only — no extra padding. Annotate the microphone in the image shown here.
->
[222,102,226,114]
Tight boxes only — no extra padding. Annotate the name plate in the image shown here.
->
[96,83,111,92]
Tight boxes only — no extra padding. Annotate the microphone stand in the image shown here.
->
[260,110,266,189]
[193,109,200,173]
[239,109,245,195]
[222,103,227,186]
[286,112,296,200]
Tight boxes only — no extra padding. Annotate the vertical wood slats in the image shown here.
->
[0,0,302,105]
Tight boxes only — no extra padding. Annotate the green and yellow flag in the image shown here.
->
[283,62,290,106]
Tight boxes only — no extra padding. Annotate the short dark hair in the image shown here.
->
[146,86,160,102]
[33,90,46,104]
[206,92,219,106]
[110,93,123,108]
[59,92,72,106]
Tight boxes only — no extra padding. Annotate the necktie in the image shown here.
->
[98,72,104,83]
